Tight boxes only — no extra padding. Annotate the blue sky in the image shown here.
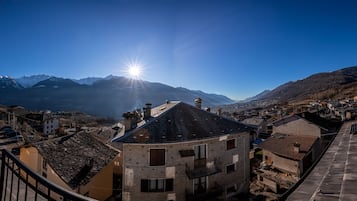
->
[1,0,357,100]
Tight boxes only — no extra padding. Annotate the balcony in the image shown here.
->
[0,149,96,201]
[186,182,224,201]
[185,159,221,179]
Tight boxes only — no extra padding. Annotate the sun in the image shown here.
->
[123,59,145,79]
[128,65,141,78]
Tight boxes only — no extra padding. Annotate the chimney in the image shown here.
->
[123,111,140,131]
[195,98,202,109]
[123,112,133,132]
[143,103,152,120]
[293,142,300,153]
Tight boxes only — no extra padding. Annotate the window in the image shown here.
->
[165,178,174,191]
[194,144,207,160]
[194,144,207,168]
[194,177,207,193]
[149,179,164,192]
[141,179,174,192]
[150,149,165,166]
[226,164,235,174]
[42,160,47,171]
[226,139,236,150]
[42,171,47,178]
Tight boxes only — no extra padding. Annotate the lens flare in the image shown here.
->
[128,65,141,78]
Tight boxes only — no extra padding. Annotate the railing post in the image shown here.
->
[0,150,6,200]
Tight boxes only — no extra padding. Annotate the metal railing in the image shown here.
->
[0,149,97,201]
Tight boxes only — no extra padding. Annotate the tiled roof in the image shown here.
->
[259,134,319,161]
[272,112,339,132]
[272,115,301,127]
[35,132,118,189]
[296,112,341,132]
[113,101,252,143]
[241,117,265,126]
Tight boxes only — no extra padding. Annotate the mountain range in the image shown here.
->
[1,66,356,118]
[0,75,234,118]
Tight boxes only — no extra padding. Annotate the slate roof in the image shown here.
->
[296,112,342,132]
[34,132,118,189]
[259,134,319,161]
[272,114,330,132]
[272,115,301,127]
[113,101,252,143]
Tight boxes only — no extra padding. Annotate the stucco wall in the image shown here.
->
[263,150,300,176]
[121,132,250,201]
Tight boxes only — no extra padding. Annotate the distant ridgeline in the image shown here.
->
[0,75,234,118]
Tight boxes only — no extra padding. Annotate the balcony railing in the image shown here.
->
[0,149,97,201]
[186,182,224,201]
[186,159,221,179]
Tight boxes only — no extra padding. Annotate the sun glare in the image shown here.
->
[128,65,141,78]
[123,59,145,79]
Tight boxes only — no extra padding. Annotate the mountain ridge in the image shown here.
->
[0,75,234,118]
[256,66,357,102]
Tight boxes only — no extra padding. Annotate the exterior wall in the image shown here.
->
[80,160,115,200]
[79,154,122,200]
[121,132,250,201]
[20,146,120,201]
[259,175,278,193]
[273,118,321,137]
[20,147,41,174]
[263,138,321,178]
[263,150,300,177]
[43,118,60,135]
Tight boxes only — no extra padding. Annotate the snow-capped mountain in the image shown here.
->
[15,75,51,88]
[0,75,235,118]
[72,75,121,85]
[0,76,23,89]
[72,77,103,85]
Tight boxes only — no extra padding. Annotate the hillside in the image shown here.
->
[258,66,357,102]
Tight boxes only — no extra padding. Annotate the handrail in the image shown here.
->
[0,149,97,201]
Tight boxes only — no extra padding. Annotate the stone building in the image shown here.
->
[259,134,321,177]
[43,117,60,135]
[20,131,121,201]
[256,134,321,193]
[112,101,252,201]
[272,115,328,138]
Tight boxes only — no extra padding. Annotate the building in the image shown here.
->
[241,117,267,141]
[43,117,60,135]
[259,134,321,177]
[272,114,328,138]
[112,100,252,201]
[20,131,121,201]
[257,134,321,193]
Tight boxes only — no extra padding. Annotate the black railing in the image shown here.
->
[0,149,97,201]
[186,159,222,179]
[186,182,224,201]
